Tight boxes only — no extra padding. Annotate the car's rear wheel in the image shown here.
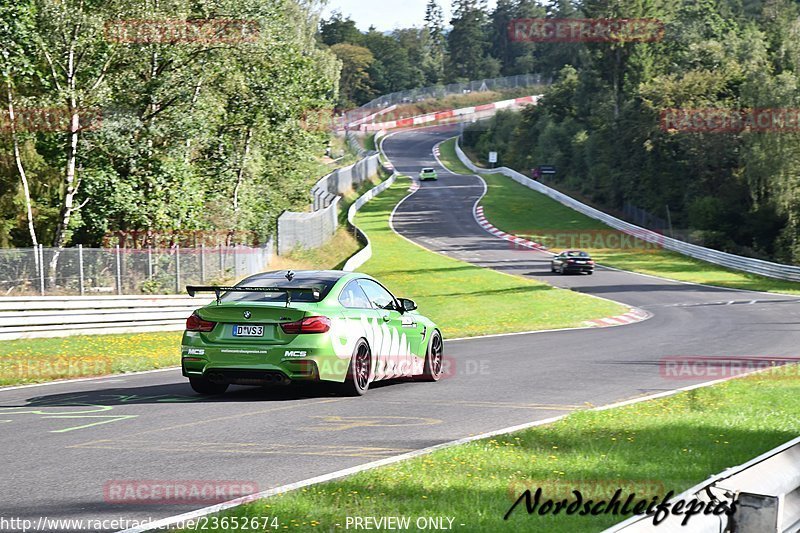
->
[419,330,444,382]
[189,376,229,395]
[341,339,371,396]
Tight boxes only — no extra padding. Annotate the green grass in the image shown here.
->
[437,138,473,175]
[175,363,800,532]
[351,176,624,339]
[0,331,183,386]
[436,137,800,295]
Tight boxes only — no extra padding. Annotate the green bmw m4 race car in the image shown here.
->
[181,270,443,396]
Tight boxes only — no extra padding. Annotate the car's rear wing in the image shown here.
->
[186,285,321,306]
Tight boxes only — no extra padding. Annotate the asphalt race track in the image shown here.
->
[2,126,800,530]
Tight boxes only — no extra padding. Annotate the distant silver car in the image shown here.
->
[419,167,438,181]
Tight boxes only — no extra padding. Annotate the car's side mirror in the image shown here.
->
[398,298,417,312]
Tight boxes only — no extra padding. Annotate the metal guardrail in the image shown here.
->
[606,436,800,532]
[454,138,800,283]
[0,295,213,340]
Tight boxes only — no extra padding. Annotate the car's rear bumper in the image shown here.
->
[181,332,349,383]
[182,363,317,385]
[563,265,594,273]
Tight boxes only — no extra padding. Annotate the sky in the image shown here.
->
[321,0,497,32]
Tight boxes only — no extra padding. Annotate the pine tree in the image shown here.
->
[424,0,447,83]
[447,0,498,80]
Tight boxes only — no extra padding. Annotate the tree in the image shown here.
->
[319,12,362,46]
[0,0,39,248]
[330,43,374,107]
[447,0,498,80]
[424,0,447,83]
[34,0,116,281]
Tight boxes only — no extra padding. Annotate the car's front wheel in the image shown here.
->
[189,376,229,395]
[341,339,371,396]
[419,330,444,381]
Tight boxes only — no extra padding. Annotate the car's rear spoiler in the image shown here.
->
[186,285,321,306]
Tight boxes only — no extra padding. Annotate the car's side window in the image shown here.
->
[358,279,397,310]
[338,280,372,309]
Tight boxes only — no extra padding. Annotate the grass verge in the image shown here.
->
[175,363,800,532]
[0,331,183,386]
[345,176,623,339]
[437,137,800,295]
[437,138,473,175]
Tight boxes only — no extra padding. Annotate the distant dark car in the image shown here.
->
[551,250,595,275]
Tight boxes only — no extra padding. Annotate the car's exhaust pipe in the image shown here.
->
[207,372,227,384]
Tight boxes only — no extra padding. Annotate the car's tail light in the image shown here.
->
[588,260,595,265]
[566,259,575,263]
[186,312,216,332]
[281,316,331,334]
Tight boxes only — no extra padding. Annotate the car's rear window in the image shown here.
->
[422,168,434,172]
[221,272,341,303]
[566,251,590,257]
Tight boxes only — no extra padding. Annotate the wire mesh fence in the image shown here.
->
[0,243,273,297]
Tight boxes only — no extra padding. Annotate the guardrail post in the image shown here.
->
[233,245,238,279]
[38,244,44,295]
[175,245,181,294]
[78,244,85,296]
[115,245,122,295]
[147,246,153,280]
[219,243,224,276]
[200,243,205,282]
